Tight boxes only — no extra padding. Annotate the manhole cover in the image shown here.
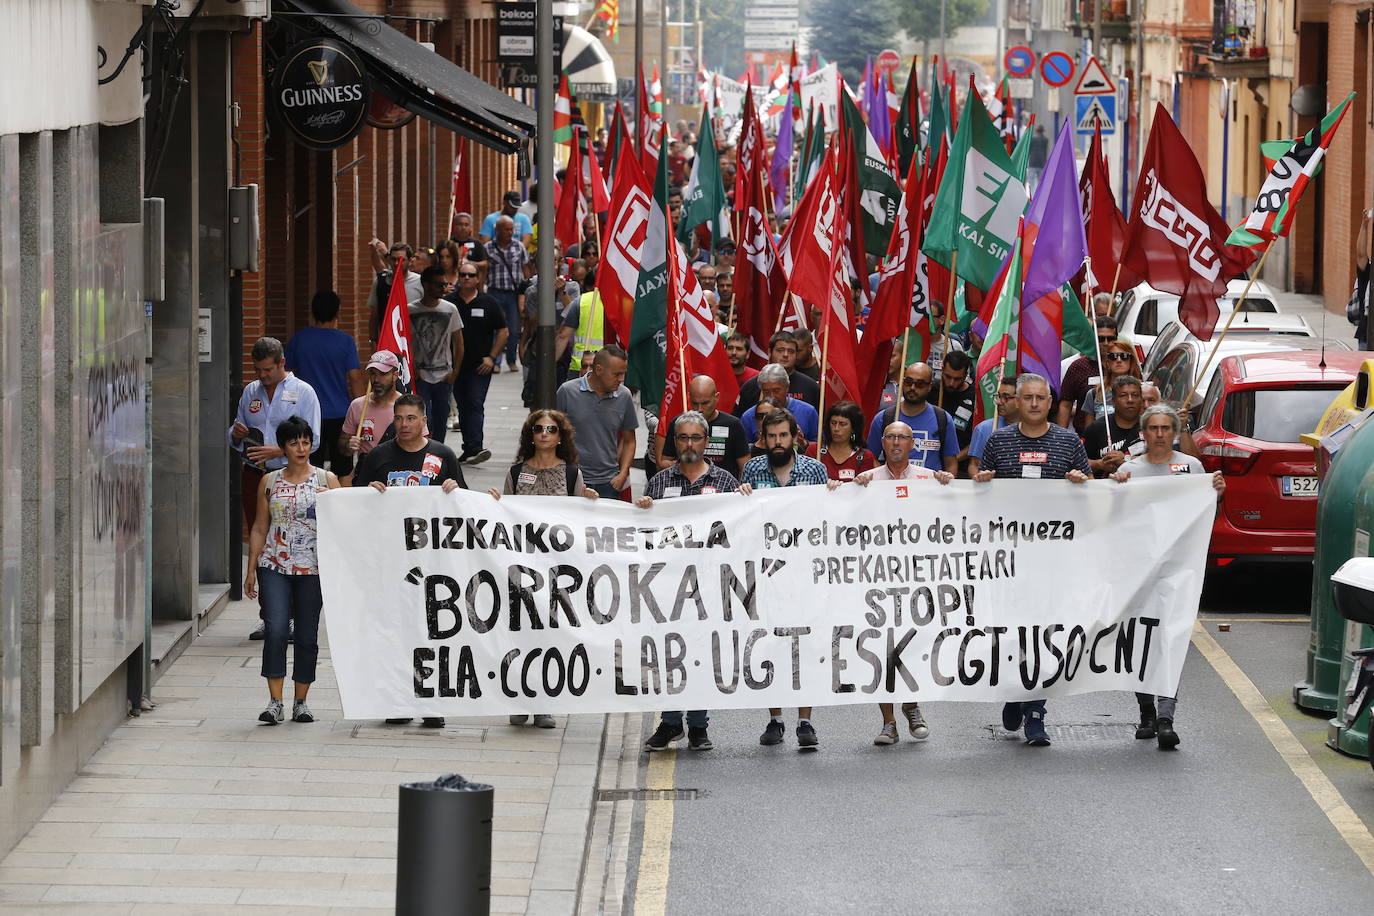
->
[597,788,700,801]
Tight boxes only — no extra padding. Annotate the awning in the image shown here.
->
[277,0,535,153]
[562,25,616,101]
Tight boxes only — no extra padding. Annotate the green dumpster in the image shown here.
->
[1328,485,1374,755]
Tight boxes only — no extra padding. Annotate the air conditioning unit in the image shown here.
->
[170,0,272,20]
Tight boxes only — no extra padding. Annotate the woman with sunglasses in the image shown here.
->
[488,410,598,728]
[804,400,876,482]
[1078,340,1144,424]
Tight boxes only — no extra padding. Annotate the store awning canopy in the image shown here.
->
[278,0,535,153]
[562,25,617,101]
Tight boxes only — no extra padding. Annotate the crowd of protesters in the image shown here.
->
[228,175,1220,758]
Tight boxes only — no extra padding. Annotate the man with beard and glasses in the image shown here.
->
[338,351,428,481]
[739,408,829,750]
[853,419,954,746]
[638,411,747,753]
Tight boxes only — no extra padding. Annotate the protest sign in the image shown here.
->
[317,478,1213,718]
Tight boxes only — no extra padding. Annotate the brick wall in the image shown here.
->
[1319,10,1368,311]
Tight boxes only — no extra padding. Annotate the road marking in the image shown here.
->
[1192,621,1374,877]
[1200,616,1309,623]
[632,749,677,915]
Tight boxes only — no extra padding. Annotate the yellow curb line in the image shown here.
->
[631,750,677,915]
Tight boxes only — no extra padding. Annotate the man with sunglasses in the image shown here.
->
[864,362,959,475]
[1056,315,1117,432]
[974,372,1097,748]
[445,264,508,465]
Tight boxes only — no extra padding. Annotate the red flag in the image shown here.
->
[818,206,864,410]
[1122,105,1256,340]
[659,209,739,426]
[734,149,791,367]
[735,84,767,211]
[599,137,651,347]
[555,135,588,252]
[587,130,610,213]
[376,257,415,390]
[1079,123,1140,296]
[784,148,840,309]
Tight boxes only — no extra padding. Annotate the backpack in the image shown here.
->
[881,403,951,452]
[509,462,579,496]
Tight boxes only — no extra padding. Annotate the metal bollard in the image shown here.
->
[396,774,494,915]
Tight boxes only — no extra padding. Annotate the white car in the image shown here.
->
[1147,334,1348,409]
[1142,313,1319,380]
[1114,278,1280,360]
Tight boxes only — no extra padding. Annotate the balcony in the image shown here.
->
[1068,0,1136,41]
[1204,2,1270,79]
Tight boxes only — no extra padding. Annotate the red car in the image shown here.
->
[1192,351,1370,566]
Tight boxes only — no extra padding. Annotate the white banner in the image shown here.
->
[317,478,1214,718]
[799,63,839,131]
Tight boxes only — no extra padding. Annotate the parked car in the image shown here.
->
[1187,351,1372,566]
[1142,313,1320,378]
[1115,279,1280,360]
[1148,337,1338,410]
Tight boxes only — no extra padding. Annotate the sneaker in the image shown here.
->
[532,714,556,728]
[904,704,930,740]
[385,717,414,725]
[421,717,446,728]
[759,719,785,746]
[291,700,315,723]
[1136,708,1158,740]
[644,721,684,751]
[464,448,492,466]
[1001,702,1023,732]
[874,723,899,745]
[796,721,819,749]
[1156,717,1180,750]
[509,714,530,725]
[258,699,284,725]
[687,726,713,751]
[1024,709,1051,747]
[249,620,265,640]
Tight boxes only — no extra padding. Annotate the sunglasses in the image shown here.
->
[532,424,559,434]
[1104,352,1132,362]
[1097,337,1117,345]
[459,272,479,278]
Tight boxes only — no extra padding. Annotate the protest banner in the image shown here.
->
[317,478,1214,718]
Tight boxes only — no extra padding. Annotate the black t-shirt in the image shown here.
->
[934,383,977,448]
[446,290,507,373]
[662,410,750,471]
[732,370,821,416]
[352,439,467,489]
[451,238,488,263]
[1082,416,1144,470]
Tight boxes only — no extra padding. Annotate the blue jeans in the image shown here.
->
[490,289,521,366]
[415,378,453,444]
[456,367,493,452]
[661,710,709,728]
[259,567,322,683]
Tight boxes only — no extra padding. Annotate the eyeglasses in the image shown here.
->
[882,434,914,441]
[532,424,559,434]
[902,379,932,387]
[1097,336,1117,345]
[675,434,706,443]
[459,272,479,278]
[1104,352,1132,362]
[995,392,1016,401]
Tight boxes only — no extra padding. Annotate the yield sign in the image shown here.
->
[1074,56,1114,95]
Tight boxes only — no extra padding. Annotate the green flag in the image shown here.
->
[922,91,1028,290]
[1060,285,1097,358]
[678,104,726,246]
[627,138,670,403]
[840,89,900,258]
[1009,126,1033,181]
[794,106,825,202]
[927,62,947,152]
[974,238,1023,422]
[895,58,921,175]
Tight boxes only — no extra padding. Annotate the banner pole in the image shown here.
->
[939,251,957,408]
[818,319,831,430]
[1180,241,1275,411]
[1107,262,1123,310]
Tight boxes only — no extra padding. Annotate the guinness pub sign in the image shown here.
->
[272,39,372,150]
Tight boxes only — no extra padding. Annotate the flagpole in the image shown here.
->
[1087,267,1109,429]
[818,319,831,432]
[939,251,957,408]
[1107,263,1123,313]
[1181,241,1275,411]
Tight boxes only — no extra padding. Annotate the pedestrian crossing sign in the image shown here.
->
[1075,95,1116,135]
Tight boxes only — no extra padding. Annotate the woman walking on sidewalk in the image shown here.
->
[245,415,340,725]
[488,409,598,728]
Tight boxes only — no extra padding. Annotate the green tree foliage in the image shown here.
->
[897,0,990,44]
[700,0,749,76]
[806,0,900,84]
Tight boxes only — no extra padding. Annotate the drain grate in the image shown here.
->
[598,788,699,801]
[985,721,1137,741]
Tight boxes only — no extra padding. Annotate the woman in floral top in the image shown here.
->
[488,409,598,728]
[245,416,340,726]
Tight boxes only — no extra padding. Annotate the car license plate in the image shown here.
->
[1281,475,1320,497]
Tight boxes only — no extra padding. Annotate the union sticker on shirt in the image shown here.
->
[421,454,444,478]
[249,398,263,414]
[701,486,719,494]
[1019,451,1048,464]
[839,469,856,480]
[914,438,940,451]
[360,419,375,442]
[1169,463,1193,474]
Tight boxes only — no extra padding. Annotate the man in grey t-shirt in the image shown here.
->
[409,266,465,443]
[1121,404,1226,751]
[555,345,638,500]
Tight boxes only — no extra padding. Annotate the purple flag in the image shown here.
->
[770,99,794,215]
[1020,121,1087,306]
[869,72,892,159]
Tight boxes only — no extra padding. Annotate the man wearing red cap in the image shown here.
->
[339,350,427,476]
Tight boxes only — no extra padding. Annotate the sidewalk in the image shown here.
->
[0,370,645,914]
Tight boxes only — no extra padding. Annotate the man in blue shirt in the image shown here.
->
[739,407,828,750]
[284,291,364,476]
[479,190,535,243]
[864,362,959,474]
[967,375,1019,476]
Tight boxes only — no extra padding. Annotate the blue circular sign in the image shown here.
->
[1040,51,1075,87]
[1004,46,1035,78]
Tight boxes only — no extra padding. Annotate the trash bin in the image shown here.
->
[396,774,494,916]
